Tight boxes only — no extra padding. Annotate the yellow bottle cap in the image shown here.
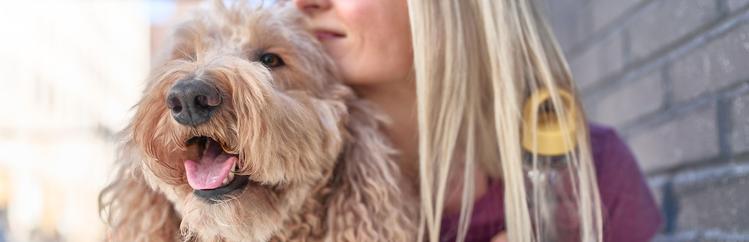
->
[522,89,578,156]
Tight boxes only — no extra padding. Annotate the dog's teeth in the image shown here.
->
[220,172,235,187]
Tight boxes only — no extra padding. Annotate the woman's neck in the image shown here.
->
[351,81,420,182]
[350,80,490,214]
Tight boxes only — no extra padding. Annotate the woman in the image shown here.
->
[291,0,662,241]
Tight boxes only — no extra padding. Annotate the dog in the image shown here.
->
[99,3,417,242]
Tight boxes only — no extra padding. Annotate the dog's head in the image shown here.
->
[129,4,350,241]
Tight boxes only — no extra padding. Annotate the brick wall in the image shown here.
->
[542,0,749,240]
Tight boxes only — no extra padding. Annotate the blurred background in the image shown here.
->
[0,0,745,242]
[0,1,202,241]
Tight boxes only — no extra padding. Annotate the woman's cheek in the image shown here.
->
[336,0,375,24]
[333,0,412,85]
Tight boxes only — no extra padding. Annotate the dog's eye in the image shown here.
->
[258,53,285,68]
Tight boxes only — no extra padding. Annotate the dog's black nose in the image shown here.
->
[166,79,222,126]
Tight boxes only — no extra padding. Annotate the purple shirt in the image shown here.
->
[440,124,662,242]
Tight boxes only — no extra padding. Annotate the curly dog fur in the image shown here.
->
[99,3,417,242]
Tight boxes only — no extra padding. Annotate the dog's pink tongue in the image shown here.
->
[184,157,236,190]
[184,140,237,190]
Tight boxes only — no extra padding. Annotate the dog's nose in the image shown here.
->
[166,79,222,126]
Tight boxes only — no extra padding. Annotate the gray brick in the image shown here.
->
[676,174,749,232]
[732,92,749,154]
[654,231,700,242]
[571,47,600,90]
[700,230,749,241]
[570,32,625,90]
[628,0,720,61]
[591,0,642,31]
[670,24,749,102]
[655,231,749,242]
[542,0,591,51]
[627,104,719,172]
[729,0,749,12]
[647,175,669,210]
[591,70,664,127]
[671,161,749,193]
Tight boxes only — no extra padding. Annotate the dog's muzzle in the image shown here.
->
[167,79,222,126]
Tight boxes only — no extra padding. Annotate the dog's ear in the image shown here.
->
[99,141,182,242]
[323,101,418,241]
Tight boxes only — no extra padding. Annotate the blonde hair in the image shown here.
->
[407,0,603,241]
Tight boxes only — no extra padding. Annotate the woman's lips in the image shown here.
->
[314,30,344,41]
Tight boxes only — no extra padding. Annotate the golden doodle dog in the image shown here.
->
[99,3,416,242]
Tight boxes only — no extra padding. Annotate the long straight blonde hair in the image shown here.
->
[407,0,603,241]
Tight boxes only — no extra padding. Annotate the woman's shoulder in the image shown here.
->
[588,123,663,241]
[588,123,648,193]
[588,123,641,181]
[588,123,623,159]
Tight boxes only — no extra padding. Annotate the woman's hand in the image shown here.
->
[491,232,507,242]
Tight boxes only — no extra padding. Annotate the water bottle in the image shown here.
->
[521,89,580,242]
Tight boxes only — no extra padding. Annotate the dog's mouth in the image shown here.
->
[184,136,249,200]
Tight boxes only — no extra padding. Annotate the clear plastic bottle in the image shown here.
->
[521,89,580,242]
